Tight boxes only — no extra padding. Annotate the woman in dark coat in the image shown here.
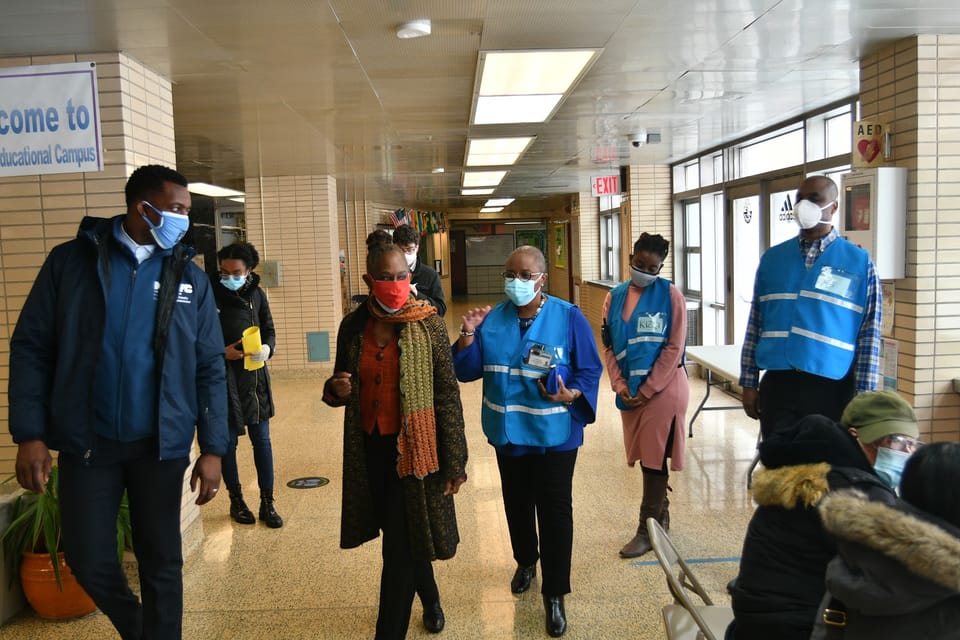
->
[812,442,960,640]
[726,413,896,640]
[322,236,467,639]
[214,242,282,528]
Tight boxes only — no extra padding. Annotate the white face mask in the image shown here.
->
[793,199,834,230]
[403,252,417,269]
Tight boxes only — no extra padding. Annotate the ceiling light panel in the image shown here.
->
[463,170,507,187]
[188,182,244,197]
[480,207,504,213]
[466,137,535,166]
[484,198,515,207]
[479,50,599,95]
[473,95,561,125]
[461,188,496,195]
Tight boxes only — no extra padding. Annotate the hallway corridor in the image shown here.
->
[0,299,758,639]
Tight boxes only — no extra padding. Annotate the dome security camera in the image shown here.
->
[629,130,647,148]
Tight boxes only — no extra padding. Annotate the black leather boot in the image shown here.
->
[228,487,255,525]
[259,491,283,528]
[543,595,567,637]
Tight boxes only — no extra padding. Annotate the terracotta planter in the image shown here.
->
[19,551,97,620]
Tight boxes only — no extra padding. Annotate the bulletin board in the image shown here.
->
[465,234,515,266]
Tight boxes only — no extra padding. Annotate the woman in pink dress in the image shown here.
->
[601,232,689,558]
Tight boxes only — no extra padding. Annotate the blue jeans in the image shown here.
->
[221,420,274,493]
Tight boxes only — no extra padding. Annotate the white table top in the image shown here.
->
[685,344,742,382]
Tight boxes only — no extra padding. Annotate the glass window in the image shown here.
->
[737,127,804,178]
[682,200,701,294]
[600,212,620,281]
[825,111,852,157]
[731,194,760,344]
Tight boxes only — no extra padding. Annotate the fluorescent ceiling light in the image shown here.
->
[504,220,540,225]
[188,182,244,198]
[485,198,515,207]
[461,188,495,195]
[463,170,507,187]
[471,49,599,124]
[479,50,598,95]
[431,167,445,174]
[474,95,561,125]
[228,196,245,203]
[466,137,535,166]
[480,207,504,213]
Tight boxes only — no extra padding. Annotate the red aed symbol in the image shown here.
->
[857,138,880,163]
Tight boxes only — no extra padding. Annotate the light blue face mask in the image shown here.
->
[874,446,910,492]
[629,265,659,288]
[141,201,190,249]
[505,278,538,306]
[220,275,247,291]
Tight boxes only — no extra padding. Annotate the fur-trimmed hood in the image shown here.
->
[751,462,831,509]
[819,490,960,594]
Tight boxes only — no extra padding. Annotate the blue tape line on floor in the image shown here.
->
[632,556,740,566]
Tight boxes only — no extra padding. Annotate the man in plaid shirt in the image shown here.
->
[739,175,882,437]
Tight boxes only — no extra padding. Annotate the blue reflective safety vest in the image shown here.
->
[755,237,869,380]
[480,297,573,447]
[607,278,672,410]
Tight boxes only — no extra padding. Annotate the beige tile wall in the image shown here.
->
[860,35,960,441]
[0,52,176,475]
[244,175,342,370]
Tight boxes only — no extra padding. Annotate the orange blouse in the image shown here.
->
[358,320,402,436]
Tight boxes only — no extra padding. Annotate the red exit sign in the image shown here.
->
[591,174,619,197]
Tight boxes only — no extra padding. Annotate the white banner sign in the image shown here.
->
[0,62,104,177]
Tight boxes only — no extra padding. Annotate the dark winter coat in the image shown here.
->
[8,215,228,460]
[411,259,446,316]
[812,491,960,640]
[213,272,276,435]
[322,304,467,560]
[729,415,895,639]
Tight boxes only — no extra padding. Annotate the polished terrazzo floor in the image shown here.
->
[0,298,759,639]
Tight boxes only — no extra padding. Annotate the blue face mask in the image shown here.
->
[505,278,539,306]
[874,446,910,492]
[220,275,247,291]
[140,201,190,249]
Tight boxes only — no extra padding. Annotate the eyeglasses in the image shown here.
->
[501,271,543,282]
[880,433,924,453]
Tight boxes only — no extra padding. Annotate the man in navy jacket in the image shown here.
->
[8,164,228,640]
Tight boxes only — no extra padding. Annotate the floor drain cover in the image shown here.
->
[286,477,330,489]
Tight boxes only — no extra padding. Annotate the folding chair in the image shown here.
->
[646,518,735,640]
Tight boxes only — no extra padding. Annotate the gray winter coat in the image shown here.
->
[812,490,960,640]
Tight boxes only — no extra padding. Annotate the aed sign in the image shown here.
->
[0,62,104,177]
[591,174,620,197]
[853,119,887,168]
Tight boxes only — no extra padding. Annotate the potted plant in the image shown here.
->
[1,466,133,620]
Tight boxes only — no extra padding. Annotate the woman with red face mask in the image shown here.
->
[322,234,468,639]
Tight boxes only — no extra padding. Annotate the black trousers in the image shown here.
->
[59,437,190,640]
[364,430,438,640]
[496,448,578,596]
[758,369,855,438]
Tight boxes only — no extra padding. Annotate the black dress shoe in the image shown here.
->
[510,564,537,594]
[543,595,567,637]
[423,601,444,633]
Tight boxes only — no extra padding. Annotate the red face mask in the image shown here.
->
[370,279,411,311]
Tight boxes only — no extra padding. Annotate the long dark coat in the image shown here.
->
[323,304,467,561]
[213,272,276,435]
